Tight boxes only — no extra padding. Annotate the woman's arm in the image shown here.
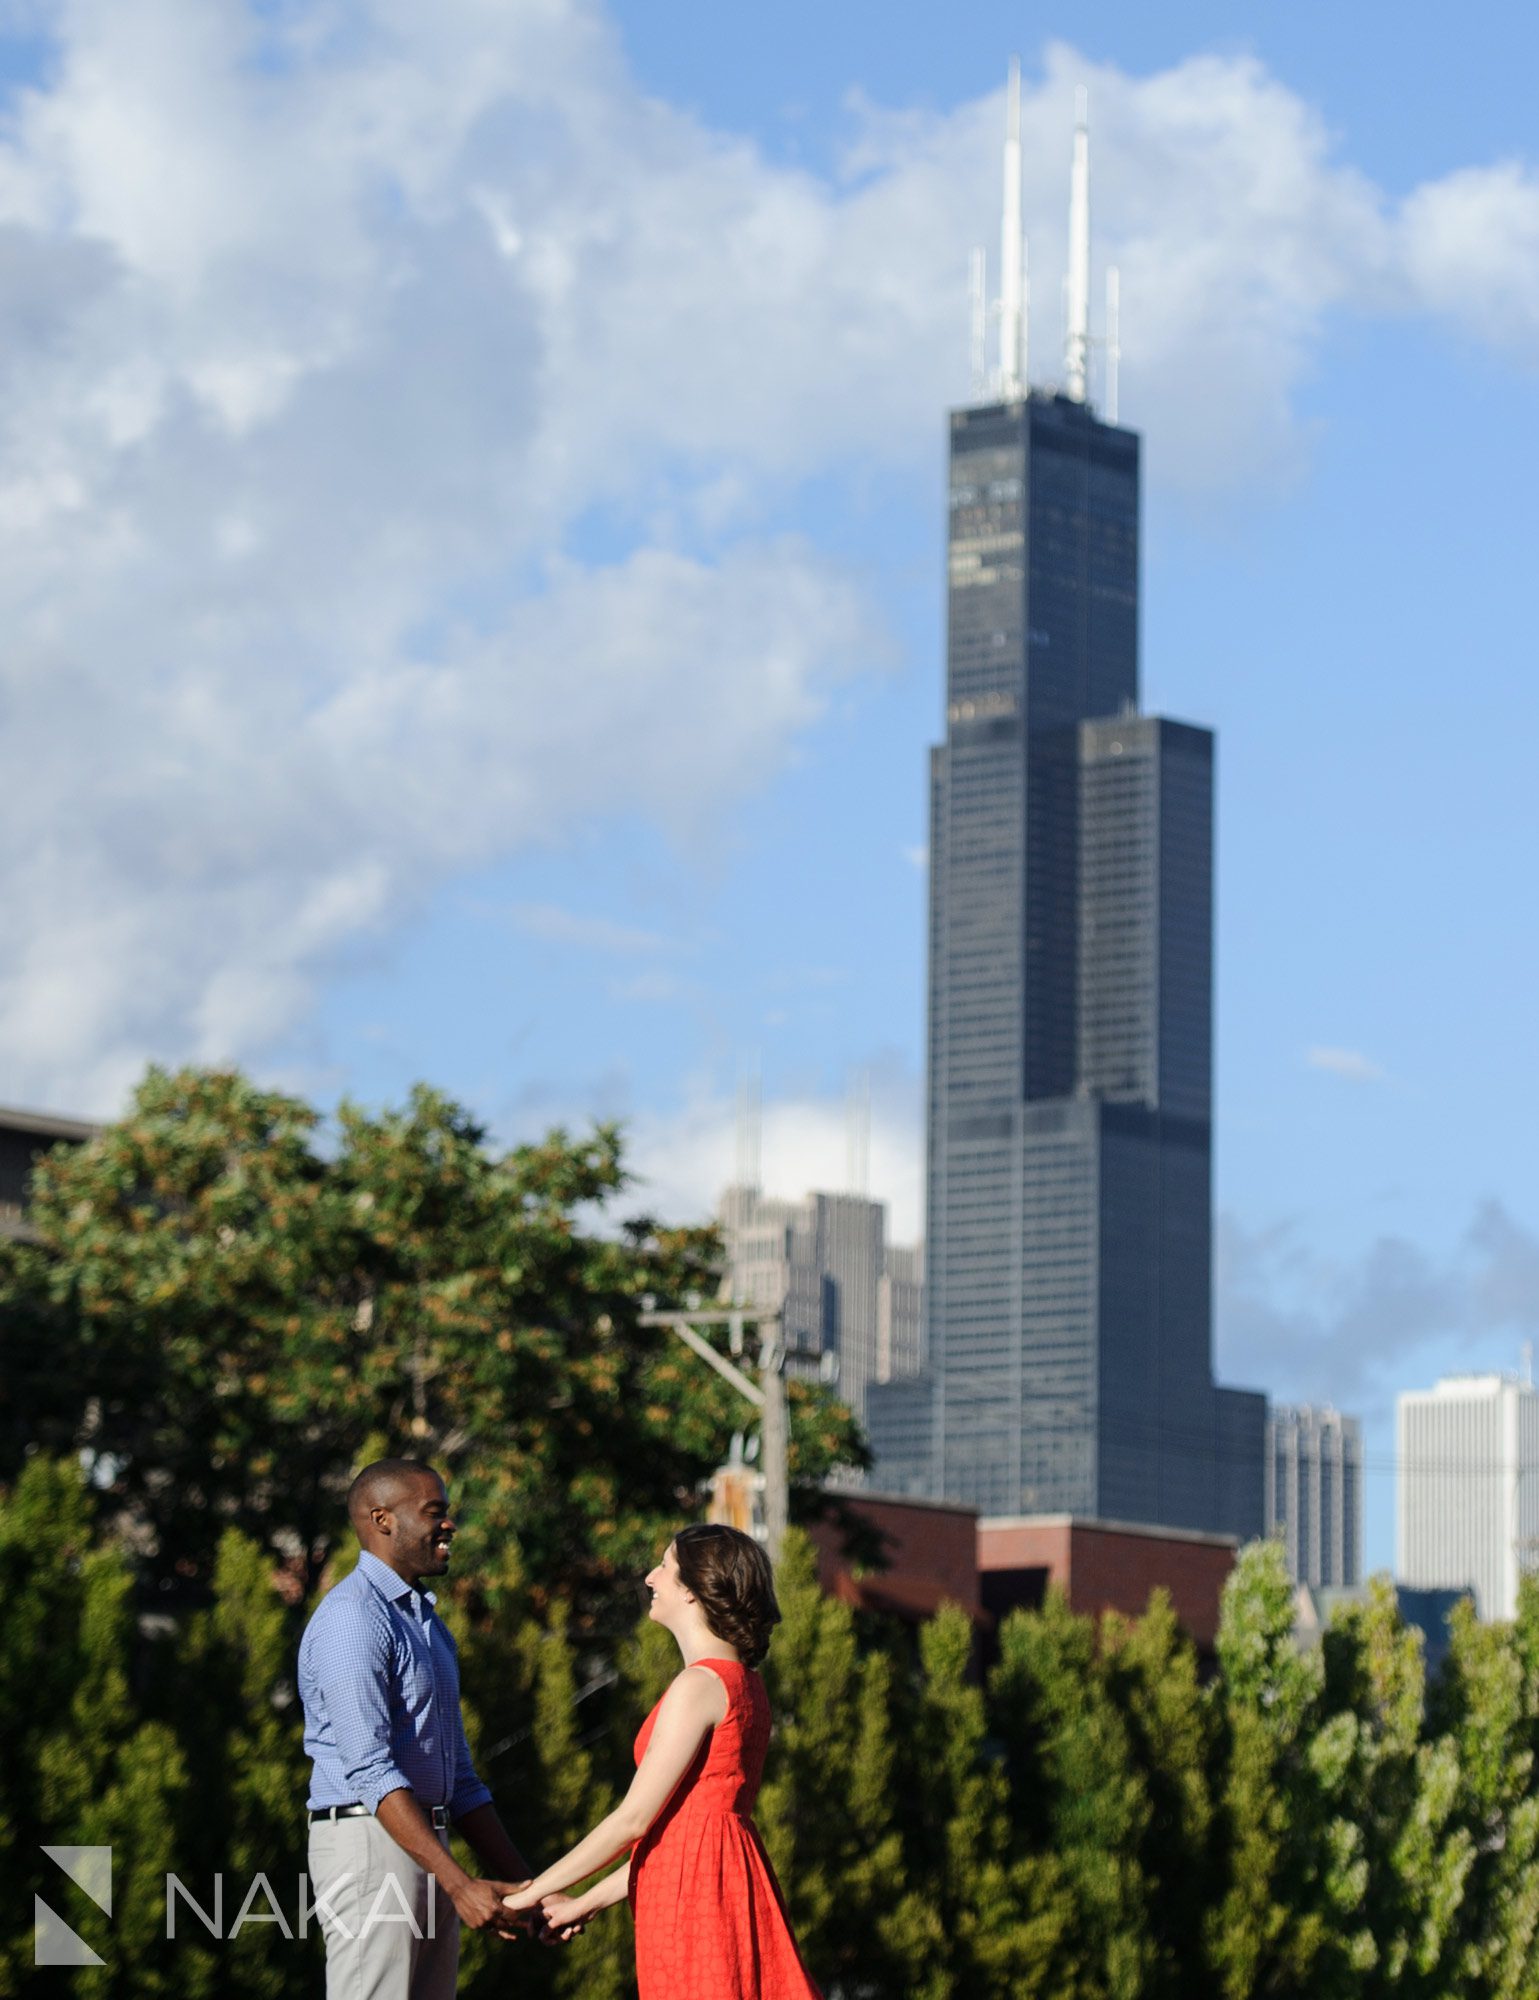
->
[541,1859,631,1935]
[503,1668,726,1910]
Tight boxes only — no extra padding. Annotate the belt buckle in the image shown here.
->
[429,1805,449,1831]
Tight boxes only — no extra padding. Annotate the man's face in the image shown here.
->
[377,1474,457,1581]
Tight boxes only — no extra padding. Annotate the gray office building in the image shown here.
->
[1267,1404,1363,1590]
[718,1184,924,1444]
[914,388,1265,1539]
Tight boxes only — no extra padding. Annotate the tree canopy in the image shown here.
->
[0,1065,865,1627]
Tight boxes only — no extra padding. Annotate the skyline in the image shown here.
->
[1,2,1537,1573]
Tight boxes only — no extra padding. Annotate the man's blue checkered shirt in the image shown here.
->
[298,1548,493,1816]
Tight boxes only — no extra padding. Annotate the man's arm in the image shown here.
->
[446,1653,535,1885]
[375,1794,522,1936]
[453,1801,533,1883]
[311,1603,519,1936]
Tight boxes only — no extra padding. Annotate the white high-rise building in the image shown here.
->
[1267,1404,1363,1589]
[1397,1374,1539,1622]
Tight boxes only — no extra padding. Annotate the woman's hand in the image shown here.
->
[540,1892,590,1939]
[500,1882,545,1916]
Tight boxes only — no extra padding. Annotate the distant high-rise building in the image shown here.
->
[1267,1405,1363,1589]
[918,84,1264,1539]
[0,1104,96,1242]
[717,1185,923,1451]
[1398,1374,1539,1622]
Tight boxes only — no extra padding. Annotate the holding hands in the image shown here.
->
[501,1882,592,1942]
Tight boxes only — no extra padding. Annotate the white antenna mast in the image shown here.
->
[997,56,1024,400]
[735,1068,762,1190]
[845,1070,871,1196]
[1105,264,1120,423]
[969,246,987,398]
[1021,233,1030,398]
[1065,85,1090,402]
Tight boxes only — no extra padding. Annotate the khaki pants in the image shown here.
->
[309,1817,460,2000]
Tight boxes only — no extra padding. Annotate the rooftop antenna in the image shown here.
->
[845,1070,871,1197]
[1021,233,1031,398]
[735,1068,761,1191]
[1105,264,1120,423]
[968,246,987,398]
[1065,85,1090,402]
[997,56,1025,399]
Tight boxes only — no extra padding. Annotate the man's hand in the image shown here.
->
[450,1877,527,1936]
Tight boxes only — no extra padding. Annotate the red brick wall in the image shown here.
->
[810,1494,981,1619]
[977,1519,1234,1650]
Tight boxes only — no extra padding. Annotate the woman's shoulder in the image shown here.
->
[663,1659,734,1713]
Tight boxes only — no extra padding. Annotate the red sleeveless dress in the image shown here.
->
[629,1657,821,1999]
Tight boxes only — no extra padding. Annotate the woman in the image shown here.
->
[503,1523,821,1998]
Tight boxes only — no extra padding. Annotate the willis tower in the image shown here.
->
[877,68,1264,1539]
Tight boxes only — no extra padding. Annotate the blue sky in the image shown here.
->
[1,1,1536,1570]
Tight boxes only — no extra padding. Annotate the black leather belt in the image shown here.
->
[310,1802,450,1828]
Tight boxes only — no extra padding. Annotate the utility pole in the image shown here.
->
[638,1302,793,1560]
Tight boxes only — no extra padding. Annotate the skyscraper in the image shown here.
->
[1267,1404,1364,1589]
[1398,1373,1539,1622]
[717,1182,923,1448]
[908,77,1265,1539]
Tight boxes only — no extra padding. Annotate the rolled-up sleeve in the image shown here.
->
[309,1601,413,1815]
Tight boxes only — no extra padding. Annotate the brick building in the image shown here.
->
[810,1491,1237,1651]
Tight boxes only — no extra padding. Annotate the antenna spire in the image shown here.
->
[1105,264,1120,423]
[1065,85,1091,402]
[735,1068,761,1190]
[845,1070,871,1196]
[997,56,1025,400]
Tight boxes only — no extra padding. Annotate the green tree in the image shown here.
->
[757,1531,939,1997]
[0,1458,190,2000]
[990,1591,1154,2000]
[1204,1538,1331,1997]
[1429,1587,1539,1998]
[1101,1591,1216,1995]
[1315,1575,1473,1999]
[0,1066,864,1627]
[899,1603,1076,1998]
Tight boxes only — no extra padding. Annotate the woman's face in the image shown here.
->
[644,1541,691,1627]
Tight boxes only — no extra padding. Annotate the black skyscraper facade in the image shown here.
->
[870,390,1264,1539]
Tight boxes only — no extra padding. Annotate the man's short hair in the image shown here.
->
[346,1457,442,1532]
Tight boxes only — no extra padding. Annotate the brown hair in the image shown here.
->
[672,1524,781,1668]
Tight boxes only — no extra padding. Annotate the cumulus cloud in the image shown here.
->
[0,1,1535,1108]
[1216,1201,1539,1417]
[625,1064,924,1244]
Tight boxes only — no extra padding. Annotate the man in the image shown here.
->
[299,1457,541,1996]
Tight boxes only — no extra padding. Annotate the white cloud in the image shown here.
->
[509,903,666,956]
[626,1067,924,1245]
[1216,1201,1539,1418]
[1398,161,1539,356]
[0,3,1534,1108]
[1306,1045,1388,1084]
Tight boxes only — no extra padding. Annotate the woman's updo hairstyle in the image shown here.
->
[672,1524,781,1668]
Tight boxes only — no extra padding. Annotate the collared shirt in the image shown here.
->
[298,1549,493,1818]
